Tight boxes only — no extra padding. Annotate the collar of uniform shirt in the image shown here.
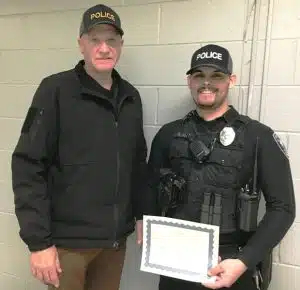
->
[223,106,239,124]
[194,106,239,124]
[191,106,239,133]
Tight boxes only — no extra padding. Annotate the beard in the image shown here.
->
[193,85,228,110]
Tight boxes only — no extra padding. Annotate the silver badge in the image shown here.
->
[219,127,235,146]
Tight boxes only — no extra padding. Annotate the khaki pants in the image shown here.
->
[48,245,126,290]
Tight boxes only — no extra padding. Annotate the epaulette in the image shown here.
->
[238,115,252,124]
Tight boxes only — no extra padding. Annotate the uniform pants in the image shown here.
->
[48,245,126,290]
[159,270,258,290]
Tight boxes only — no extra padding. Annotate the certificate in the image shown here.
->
[140,215,219,283]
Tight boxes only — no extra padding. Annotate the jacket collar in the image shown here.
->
[73,60,136,101]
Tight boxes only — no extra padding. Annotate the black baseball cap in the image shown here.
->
[79,4,124,37]
[186,44,233,75]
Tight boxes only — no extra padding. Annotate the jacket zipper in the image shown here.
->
[112,94,130,249]
[113,118,120,249]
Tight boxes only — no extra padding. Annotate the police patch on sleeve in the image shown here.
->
[273,132,289,159]
[21,107,38,134]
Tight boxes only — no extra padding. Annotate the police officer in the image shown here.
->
[11,4,146,290]
[146,44,295,290]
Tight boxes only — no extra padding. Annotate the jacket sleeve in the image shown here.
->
[141,125,173,217]
[237,126,296,269]
[11,77,58,252]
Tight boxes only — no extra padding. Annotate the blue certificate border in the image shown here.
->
[143,218,216,278]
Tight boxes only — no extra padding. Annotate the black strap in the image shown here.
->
[252,137,259,194]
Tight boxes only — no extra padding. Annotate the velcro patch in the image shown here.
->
[273,133,289,159]
[21,107,38,133]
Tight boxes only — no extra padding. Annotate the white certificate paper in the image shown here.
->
[140,215,219,283]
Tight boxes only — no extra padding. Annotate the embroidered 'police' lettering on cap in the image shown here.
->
[90,11,115,22]
[196,51,223,61]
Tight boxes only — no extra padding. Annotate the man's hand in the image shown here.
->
[202,259,247,289]
[136,219,143,246]
[30,245,62,288]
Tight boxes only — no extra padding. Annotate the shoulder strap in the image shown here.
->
[252,136,259,194]
[238,115,251,124]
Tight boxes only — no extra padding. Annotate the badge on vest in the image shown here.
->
[219,126,235,146]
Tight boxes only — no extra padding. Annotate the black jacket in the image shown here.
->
[11,61,148,252]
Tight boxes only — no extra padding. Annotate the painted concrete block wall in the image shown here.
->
[0,0,299,289]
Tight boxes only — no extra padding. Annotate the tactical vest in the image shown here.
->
[168,110,250,234]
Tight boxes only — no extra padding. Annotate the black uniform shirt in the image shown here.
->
[146,106,295,269]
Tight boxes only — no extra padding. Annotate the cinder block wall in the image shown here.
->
[0,0,299,289]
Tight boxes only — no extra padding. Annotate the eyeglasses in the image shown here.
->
[191,71,230,84]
